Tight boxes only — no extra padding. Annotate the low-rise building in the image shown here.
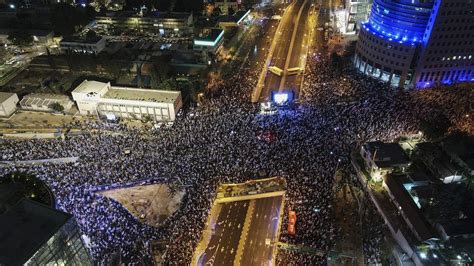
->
[383,174,436,242]
[217,9,251,28]
[415,142,466,183]
[0,92,19,117]
[193,28,224,54]
[60,36,106,54]
[360,141,411,181]
[353,139,474,265]
[215,0,240,15]
[343,0,371,32]
[96,11,193,37]
[72,80,182,121]
[19,93,74,112]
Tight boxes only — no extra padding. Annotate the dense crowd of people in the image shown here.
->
[1,35,472,266]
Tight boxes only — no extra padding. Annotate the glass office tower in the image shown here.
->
[353,0,473,88]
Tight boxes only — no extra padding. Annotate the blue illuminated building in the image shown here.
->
[354,0,473,88]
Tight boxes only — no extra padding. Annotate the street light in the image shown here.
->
[9,4,15,8]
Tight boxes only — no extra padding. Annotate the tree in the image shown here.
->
[8,30,33,46]
[149,57,171,88]
[157,78,177,91]
[49,102,65,113]
[0,46,11,62]
[107,60,130,80]
[50,3,95,36]
[330,51,343,73]
[212,7,222,17]
[420,113,451,140]
[344,40,357,57]
[86,30,98,40]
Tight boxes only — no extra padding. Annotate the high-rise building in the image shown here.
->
[353,0,473,88]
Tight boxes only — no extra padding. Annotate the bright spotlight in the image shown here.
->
[420,252,427,259]
[273,93,288,105]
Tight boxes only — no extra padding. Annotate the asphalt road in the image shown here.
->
[239,196,283,266]
[260,0,304,101]
[197,195,284,266]
[199,200,249,266]
[282,0,314,95]
[259,0,314,101]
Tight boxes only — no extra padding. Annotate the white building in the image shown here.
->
[19,93,74,112]
[193,28,224,54]
[0,92,19,117]
[60,37,106,55]
[72,80,182,121]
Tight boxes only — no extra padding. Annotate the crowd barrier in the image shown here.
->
[0,156,79,167]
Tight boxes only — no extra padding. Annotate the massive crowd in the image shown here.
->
[1,35,472,266]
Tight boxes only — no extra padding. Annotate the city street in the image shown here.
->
[254,0,316,102]
[195,192,284,266]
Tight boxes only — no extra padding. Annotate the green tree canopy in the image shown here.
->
[86,29,98,40]
[49,102,65,112]
[420,113,452,140]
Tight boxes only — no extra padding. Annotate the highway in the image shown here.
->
[195,195,284,266]
[199,200,249,265]
[260,0,302,100]
[255,0,315,102]
[239,196,283,266]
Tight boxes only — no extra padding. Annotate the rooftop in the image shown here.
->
[218,9,250,24]
[0,92,16,103]
[104,87,180,103]
[20,93,72,108]
[100,11,191,20]
[72,80,110,95]
[194,29,224,42]
[384,174,436,241]
[0,199,71,265]
[364,141,411,168]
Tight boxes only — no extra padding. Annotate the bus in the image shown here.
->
[287,67,302,75]
[288,210,296,235]
[269,66,283,76]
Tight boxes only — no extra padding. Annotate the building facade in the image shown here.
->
[72,80,182,121]
[0,92,19,117]
[193,28,224,54]
[412,0,474,88]
[96,11,193,37]
[353,0,474,88]
[19,93,74,112]
[25,211,92,266]
[344,0,371,32]
[60,37,106,54]
[0,198,91,266]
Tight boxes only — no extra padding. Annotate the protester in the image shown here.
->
[0,46,471,265]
